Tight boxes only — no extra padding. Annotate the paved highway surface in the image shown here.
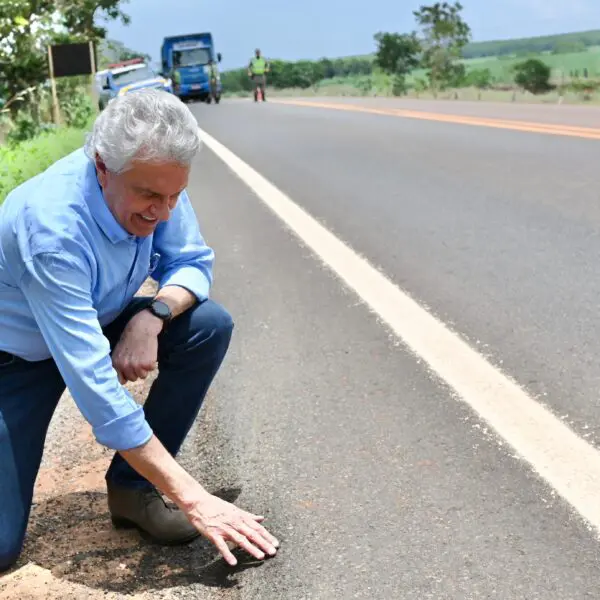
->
[5,98,600,599]
[180,98,600,599]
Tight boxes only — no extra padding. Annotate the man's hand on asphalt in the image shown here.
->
[112,310,162,384]
[184,492,280,566]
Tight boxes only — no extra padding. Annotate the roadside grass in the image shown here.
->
[0,124,91,204]
[239,83,600,106]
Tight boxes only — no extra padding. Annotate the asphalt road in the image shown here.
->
[154,98,600,599]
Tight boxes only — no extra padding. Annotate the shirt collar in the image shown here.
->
[84,159,135,245]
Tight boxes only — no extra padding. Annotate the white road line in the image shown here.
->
[197,125,600,536]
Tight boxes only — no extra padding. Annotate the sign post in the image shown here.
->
[47,45,60,125]
[88,40,97,105]
[47,41,97,124]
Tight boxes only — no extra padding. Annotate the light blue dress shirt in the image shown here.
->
[0,148,214,450]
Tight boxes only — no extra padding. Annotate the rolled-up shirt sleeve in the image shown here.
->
[151,190,214,301]
[20,251,153,451]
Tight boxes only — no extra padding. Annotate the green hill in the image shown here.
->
[311,30,600,63]
[462,30,600,59]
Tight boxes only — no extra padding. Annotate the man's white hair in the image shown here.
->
[84,89,201,173]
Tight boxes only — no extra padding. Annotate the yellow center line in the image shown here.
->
[272,99,600,140]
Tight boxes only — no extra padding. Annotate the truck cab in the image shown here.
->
[161,33,223,104]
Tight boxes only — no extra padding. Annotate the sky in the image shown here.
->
[104,0,599,70]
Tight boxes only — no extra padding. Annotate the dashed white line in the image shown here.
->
[197,124,600,536]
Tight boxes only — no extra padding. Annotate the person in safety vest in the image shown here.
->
[172,68,181,94]
[248,48,270,101]
[207,59,219,101]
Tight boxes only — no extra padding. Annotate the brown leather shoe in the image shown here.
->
[107,482,200,545]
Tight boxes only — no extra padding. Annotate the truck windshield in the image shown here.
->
[112,66,156,86]
[173,48,211,67]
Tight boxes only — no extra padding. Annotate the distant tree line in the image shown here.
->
[221,56,375,92]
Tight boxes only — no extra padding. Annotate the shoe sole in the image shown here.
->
[111,516,201,546]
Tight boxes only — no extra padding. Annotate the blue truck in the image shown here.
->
[160,32,222,104]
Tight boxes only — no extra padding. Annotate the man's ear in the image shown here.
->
[95,153,107,173]
[95,153,109,187]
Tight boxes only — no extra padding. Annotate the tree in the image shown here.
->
[99,38,150,67]
[374,31,421,95]
[413,2,471,93]
[514,58,552,94]
[0,0,57,113]
[319,57,336,79]
[56,0,130,41]
[374,32,421,75]
[465,68,492,89]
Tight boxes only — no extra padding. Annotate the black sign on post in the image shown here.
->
[49,42,97,78]
[47,41,96,124]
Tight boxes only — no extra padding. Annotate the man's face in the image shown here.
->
[96,157,189,238]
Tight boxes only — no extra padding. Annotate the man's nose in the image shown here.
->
[150,200,171,221]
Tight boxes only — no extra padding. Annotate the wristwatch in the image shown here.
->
[147,299,173,328]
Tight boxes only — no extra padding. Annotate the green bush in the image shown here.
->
[465,68,493,89]
[59,86,96,129]
[5,86,94,144]
[514,58,553,94]
[0,124,90,204]
[6,112,44,144]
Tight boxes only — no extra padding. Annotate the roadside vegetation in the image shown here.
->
[221,3,600,105]
[0,0,143,203]
[0,125,92,203]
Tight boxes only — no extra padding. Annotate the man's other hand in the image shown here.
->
[112,309,162,384]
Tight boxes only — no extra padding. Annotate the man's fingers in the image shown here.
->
[236,522,278,556]
[247,512,265,521]
[113,357,133,382]
[225,528,266,561]
[115,360,149,383]
[243,516,280,549]
[239,510,280,547]
[133,365,151,380]
[120,365,138,383]
[211,535,238,566]
[115,359,155,381]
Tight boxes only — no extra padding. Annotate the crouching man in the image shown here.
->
[0,89,278,572]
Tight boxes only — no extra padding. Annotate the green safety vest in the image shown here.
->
[250,57,267,75]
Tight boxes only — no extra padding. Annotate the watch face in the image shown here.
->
[151,300,171,319]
